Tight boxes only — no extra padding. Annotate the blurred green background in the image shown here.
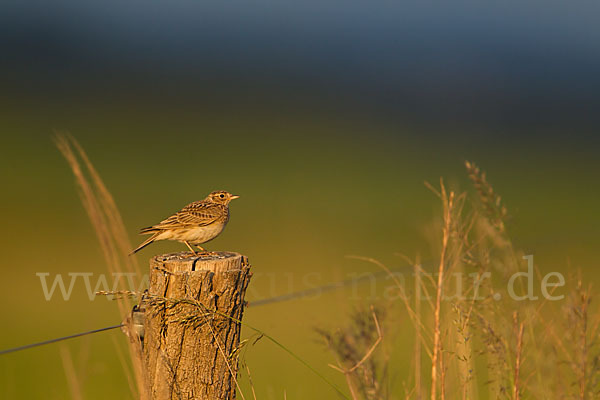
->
[1,1,599,399]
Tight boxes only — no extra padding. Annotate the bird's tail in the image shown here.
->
[130,232,160,255]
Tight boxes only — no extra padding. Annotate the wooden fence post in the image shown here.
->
[142,251,252,400]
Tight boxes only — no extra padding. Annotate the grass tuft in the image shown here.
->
[318,162,600,400]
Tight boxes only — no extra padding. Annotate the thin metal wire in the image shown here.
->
[0,267,408,356]
[0,324,124,356]
[249,270,393,307]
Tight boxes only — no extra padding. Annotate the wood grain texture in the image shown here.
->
[143,251,251,399]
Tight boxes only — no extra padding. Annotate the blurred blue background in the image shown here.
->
[3,0,600,132]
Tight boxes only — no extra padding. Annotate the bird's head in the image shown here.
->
[206,191,240,205]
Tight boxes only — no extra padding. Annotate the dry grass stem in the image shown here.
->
[431,180,454,400]
[414,259,423,400]
[347,255,433,355]
[55,133,148,400]
[513,315,524,400]
[59,346,83,400]
[329,307,383,375]
[244,363,258,400]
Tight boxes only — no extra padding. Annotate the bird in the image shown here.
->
[131,190,240,254]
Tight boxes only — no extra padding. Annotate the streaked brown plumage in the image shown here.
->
[131,190,240,254]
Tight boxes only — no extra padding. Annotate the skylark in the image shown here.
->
[131,190,239,254]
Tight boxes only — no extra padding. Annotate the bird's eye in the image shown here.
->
[220,194,225,198]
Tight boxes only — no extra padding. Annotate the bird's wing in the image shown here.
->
[142,202,224,232]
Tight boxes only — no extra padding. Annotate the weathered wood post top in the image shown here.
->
[152,251,248,273]
[143,251,252,400]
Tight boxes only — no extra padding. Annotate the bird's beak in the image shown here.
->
[230,195,240,200]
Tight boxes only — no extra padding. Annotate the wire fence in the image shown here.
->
[0,267,405,356]
[0,324,125,356]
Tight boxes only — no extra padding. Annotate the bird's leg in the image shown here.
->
[195,245,206,253]
[184,241,197,255]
